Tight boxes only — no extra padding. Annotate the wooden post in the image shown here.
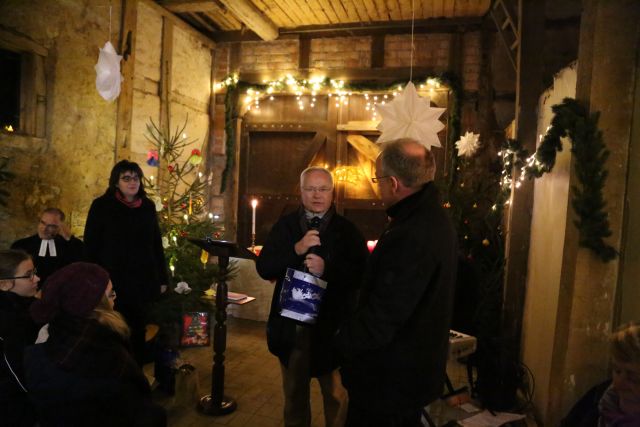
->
[115,0,139,161]
[198,253,236,415]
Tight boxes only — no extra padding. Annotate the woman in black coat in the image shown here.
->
[84,160,168,365]
[0,249,40,427]
[25,262,166,427]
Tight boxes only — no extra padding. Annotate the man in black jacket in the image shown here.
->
[11,207,85,286]
[336,139,457,426]
[256,167,368,427]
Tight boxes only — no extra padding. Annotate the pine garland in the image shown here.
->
[522,98,617,262]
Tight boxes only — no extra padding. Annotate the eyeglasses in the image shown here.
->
[301,186,332,194]
[2,267,38,281]
[120,175,140,183]
[107,290,117,299]
[371,176,391,183]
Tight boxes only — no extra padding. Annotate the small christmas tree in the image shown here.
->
[143,117,224,327]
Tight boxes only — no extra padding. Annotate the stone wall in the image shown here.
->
[0,0,218,246]
[0,0,123,244]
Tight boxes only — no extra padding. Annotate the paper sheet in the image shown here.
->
[458,410,526,427]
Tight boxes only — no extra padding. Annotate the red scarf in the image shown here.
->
[115,190,142,208]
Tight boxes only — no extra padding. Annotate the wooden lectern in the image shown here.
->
[188,238,257,416]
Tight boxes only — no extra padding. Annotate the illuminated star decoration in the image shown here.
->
[455,131,480,157]
[95,41,123,102]
[376,81,446,149]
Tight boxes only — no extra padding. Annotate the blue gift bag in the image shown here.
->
[279,268,327,324]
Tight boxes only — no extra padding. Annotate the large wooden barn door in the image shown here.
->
[237,90,449,248]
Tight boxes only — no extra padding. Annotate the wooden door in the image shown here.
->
[237,89,449,248]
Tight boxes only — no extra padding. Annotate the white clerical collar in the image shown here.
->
[38,239,57,257]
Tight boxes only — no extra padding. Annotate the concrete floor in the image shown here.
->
[147,316,533,427]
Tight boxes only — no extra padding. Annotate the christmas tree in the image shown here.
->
[143,118,224,326]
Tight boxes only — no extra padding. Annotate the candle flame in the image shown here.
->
[251,199,258,208]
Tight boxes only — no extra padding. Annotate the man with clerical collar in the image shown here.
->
[336,138,458,426]
[257,166,369,427]
[11,208,85,287]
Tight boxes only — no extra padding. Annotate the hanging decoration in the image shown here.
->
[376,81,446,149]
[146,149,159,166]
[188,148,203,165]
[95,41,122,102]
[455,131,481,157]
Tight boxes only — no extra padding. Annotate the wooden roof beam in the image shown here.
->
[158,0,219,13]
[213,16,483,42]
[218,0,279,41]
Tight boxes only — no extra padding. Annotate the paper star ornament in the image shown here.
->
[95,41,123,102]
[376,81,446,149]
[455,131,480,157]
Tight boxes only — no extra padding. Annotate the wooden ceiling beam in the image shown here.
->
[212,16,482,42]
[218,0,279,41]
[158,0,219,13]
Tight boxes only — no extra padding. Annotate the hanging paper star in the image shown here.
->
[95,41,123,102]
[376,81,446,149]
[456,131,480,157]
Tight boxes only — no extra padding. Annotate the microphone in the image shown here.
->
[307,216,322,255]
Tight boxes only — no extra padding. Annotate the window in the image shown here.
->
[0,29,48,138]
[0,48,21,132]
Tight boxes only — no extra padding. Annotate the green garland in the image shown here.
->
[522,98,616,262]
[218,73,462,193]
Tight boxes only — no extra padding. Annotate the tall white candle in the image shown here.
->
[251,199,258,235]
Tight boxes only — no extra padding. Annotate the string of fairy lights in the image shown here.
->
[215,73,445,122]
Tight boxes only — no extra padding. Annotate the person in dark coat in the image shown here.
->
[0,249,40,427]
[84,160,168,365]
[336,139,458,427]
[24,262,166,427]
[11,207,85,287]
[256,166,369,427]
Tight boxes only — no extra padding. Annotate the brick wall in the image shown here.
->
[310,36,371,69]
[462,32,481,92]
[239,39,299,74]
[385,34,452,71]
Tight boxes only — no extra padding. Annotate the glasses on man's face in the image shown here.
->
[301,186,332,194]
[107,289,117,299]
[120,175,140,183]
[2,267,38,281]
[371,176,391,184]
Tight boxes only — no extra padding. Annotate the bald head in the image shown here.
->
[378,139,436,188]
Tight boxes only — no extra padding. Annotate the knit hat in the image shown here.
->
[30,262,110,323]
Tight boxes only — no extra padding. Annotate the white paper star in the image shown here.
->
[95,41,123,102]
[455,131,480,157]
[376,81,446,149]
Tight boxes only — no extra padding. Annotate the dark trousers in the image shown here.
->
[116,301,147,366]
[345,405,423,427]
